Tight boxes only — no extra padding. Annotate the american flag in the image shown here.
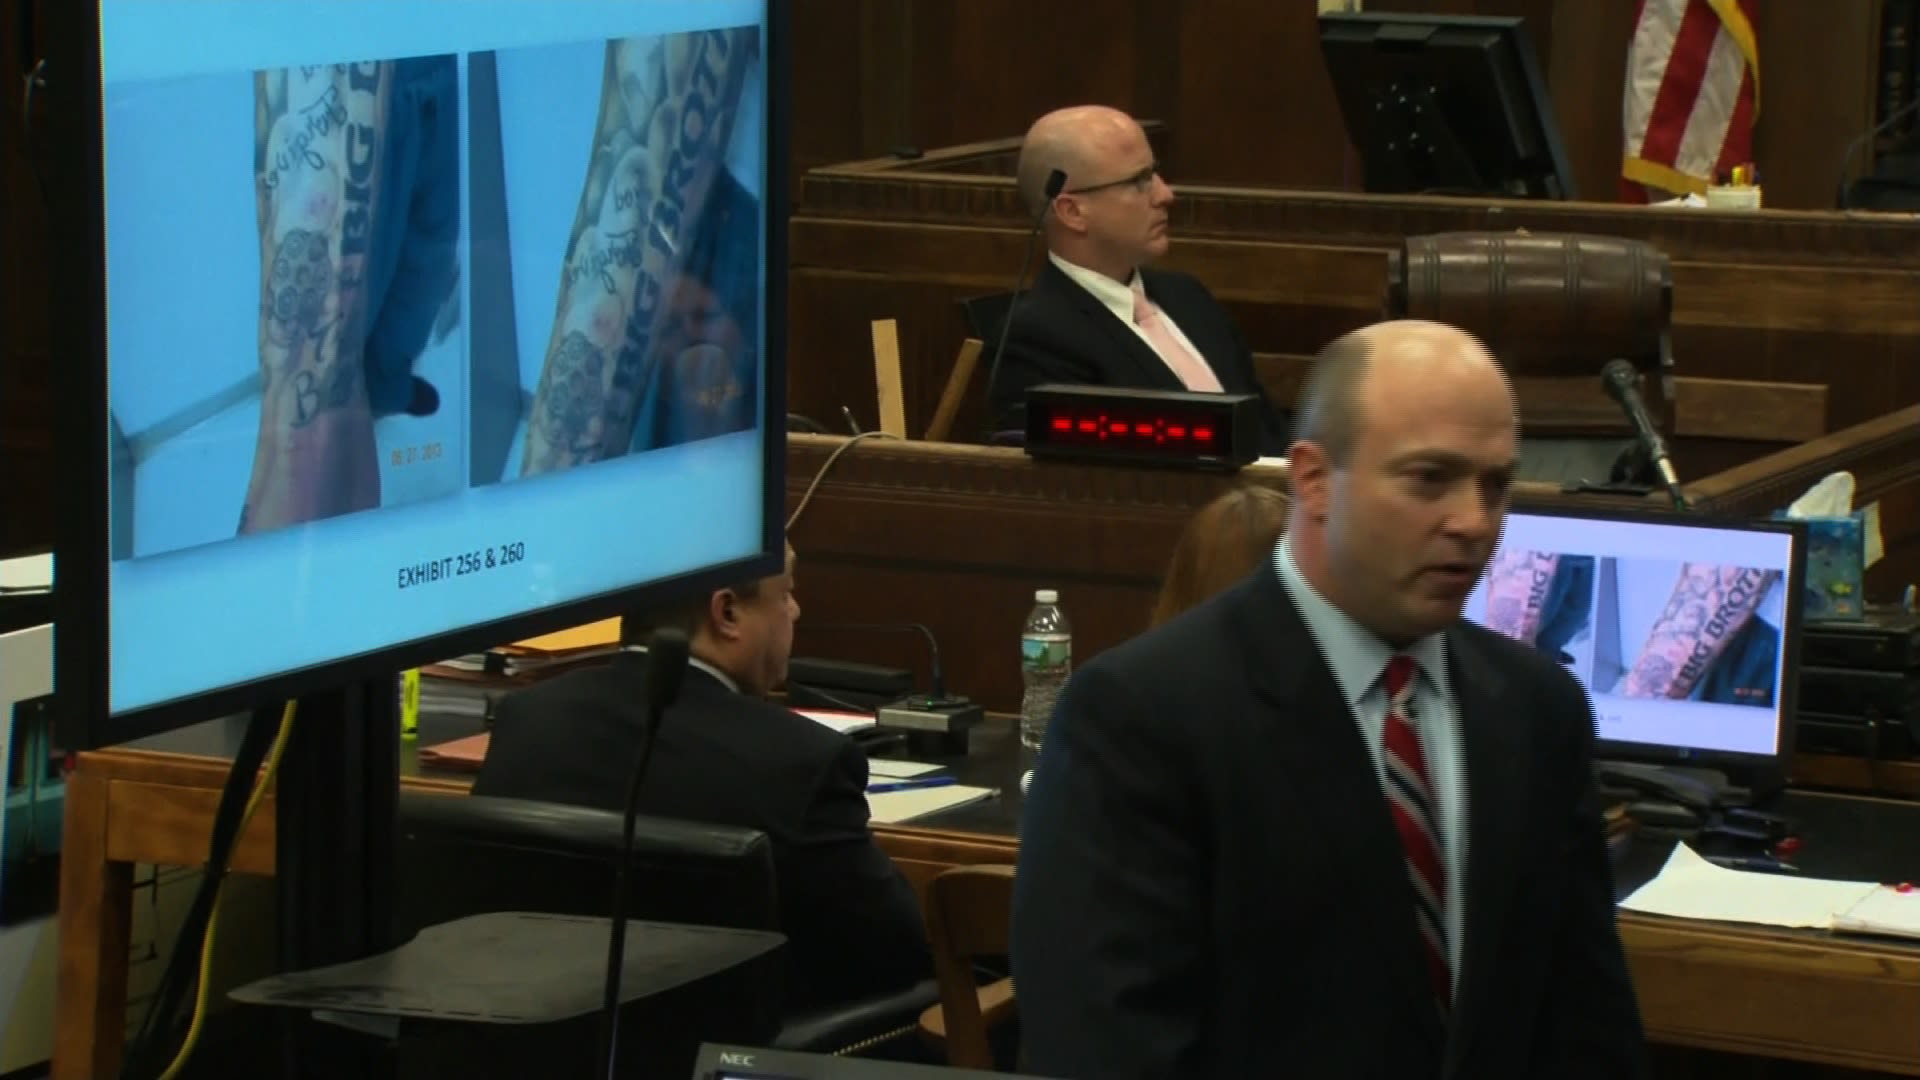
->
[1621,0,1759,201]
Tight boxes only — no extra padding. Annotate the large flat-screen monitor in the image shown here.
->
[1463,505,1805,773]
[51,0,787,746]
[1319,13,1576,200]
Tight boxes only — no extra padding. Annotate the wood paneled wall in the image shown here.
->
[792,0,1884,211]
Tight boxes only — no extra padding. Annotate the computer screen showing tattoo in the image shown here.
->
[97,1,771,715]
[1464,510,1799,758]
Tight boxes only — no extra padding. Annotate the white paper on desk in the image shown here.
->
[0,553,51,592]
[867,759,942,779]
[867,784,995,825]
[1833,887,1920,941]
[1620,843,1877,929]
[796,708,875,735]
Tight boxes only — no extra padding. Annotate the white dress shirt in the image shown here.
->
[1048,252,1216,385]
[1274,538,1468,993]
[623,644,739,694]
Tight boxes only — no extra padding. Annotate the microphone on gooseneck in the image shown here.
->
[1835,96,1920,209]
[1600,359,1688,511]
[983,167,1068,436]
[806,620,953,704]
[596,627,690,1080]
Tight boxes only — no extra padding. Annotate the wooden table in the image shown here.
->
[54,745,1920,1079]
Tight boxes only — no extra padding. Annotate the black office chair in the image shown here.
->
[393,793,938,1063]
[957,291,1027,444]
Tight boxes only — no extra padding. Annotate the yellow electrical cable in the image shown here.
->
[157,700,297,1080]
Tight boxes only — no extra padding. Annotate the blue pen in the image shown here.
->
[868,777,958,795]
[1706,853,1800,873]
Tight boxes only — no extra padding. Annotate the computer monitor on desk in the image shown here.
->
[1319,13,1576,200]
[1463,504,1806,801]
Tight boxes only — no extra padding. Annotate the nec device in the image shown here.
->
[693,1043,1041,1079]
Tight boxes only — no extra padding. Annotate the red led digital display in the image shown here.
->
[1039,409,1221,451]
[1022,384,1256,469]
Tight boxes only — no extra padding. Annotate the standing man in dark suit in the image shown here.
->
[986,105,1286,451]
[1012,321,1648,1078]
[473,546,931,1011]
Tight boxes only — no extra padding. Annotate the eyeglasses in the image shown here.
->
[1062,162,1162,197]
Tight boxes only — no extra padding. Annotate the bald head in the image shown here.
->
[1292,320,1514,466]
[1016,105,1141,215]
[1287,320,1519,645]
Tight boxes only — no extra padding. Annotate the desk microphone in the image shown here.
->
[805,620,957,705]
[597,627,690,1080]
[1835,95,1920,209]
[983,167,1068,435]
[805,620,985,753]
[1600,359,1688,511]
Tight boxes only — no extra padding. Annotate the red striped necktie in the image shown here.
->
[1382,653,1450,1011]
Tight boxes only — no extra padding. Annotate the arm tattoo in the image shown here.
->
[238,62,390,535]
[521,29,756,475]
[537,330,610,456]
[1481,549,1561,643]
[1620,565,1779,699]
[254,63,389,429]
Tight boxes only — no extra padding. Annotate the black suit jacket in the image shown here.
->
[987,261,1288,452]
[472,656,932,1010]
[1011,570,1649,1079]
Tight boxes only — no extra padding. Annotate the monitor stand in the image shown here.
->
[274,678,399,1080]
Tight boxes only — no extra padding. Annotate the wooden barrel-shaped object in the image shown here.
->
[1386,232,1672,375]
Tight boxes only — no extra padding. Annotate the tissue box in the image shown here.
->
[1778,512,1865,621]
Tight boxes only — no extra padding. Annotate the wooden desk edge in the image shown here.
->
[52,748,1920,1079]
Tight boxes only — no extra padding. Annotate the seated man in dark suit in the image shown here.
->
[472,546,932,1010]
[986,105,1287,451]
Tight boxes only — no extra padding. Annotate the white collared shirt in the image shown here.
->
[1273,538,1468,993]
[623,645,740,694]
[1047,252,1212,383]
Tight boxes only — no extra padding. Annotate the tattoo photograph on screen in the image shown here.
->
[101,53,463,560]
[240,57,466,536]
[1477,548,1595,671]
[1597,558,1783,709]
[471,25,762,485]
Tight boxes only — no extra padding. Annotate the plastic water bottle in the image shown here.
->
[1020,589,1072,750]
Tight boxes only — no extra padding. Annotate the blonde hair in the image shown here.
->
[1150,486,1289,627]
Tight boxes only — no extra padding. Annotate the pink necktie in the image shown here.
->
[1131,284,1223,392]
[1383,654,1450,1012]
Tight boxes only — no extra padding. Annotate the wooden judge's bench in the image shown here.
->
[787,125,1920,484]
[783,126,1920,712]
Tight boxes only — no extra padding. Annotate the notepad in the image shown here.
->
[866,784,995,825]
[1833,886,1920,941]
[0,553,51,592]
[1620,843,1877,929]
[796,709,876,735]
[867,759,942,779]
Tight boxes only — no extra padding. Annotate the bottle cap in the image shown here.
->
[1035,588,1058,604]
